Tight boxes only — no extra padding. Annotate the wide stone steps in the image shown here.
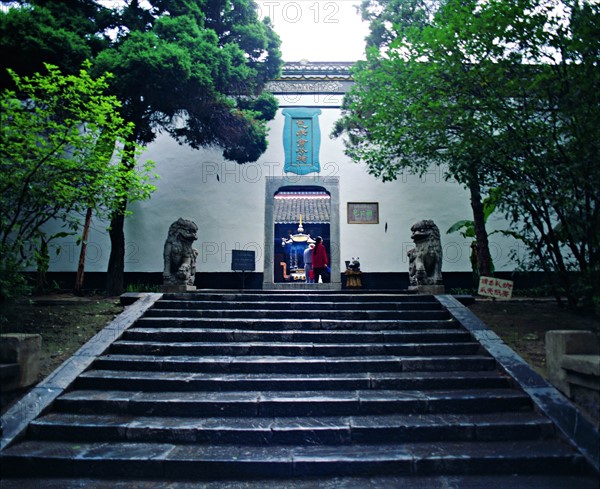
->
[29,412,554,444]
[144,308,452,320]
[2,439,585,479]
[108,340,481,357]
[3,475,598,489]
[75,370,510,392]
[122,327,470,343]
[155,300,443,311]
[51,388,532,417]
[135,317,459,330]
[92,354,498,373]
[2,291,597,485]
[163,293,438,303]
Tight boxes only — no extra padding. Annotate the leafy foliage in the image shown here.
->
[93,0,283,293]
[447,189,504,282]
[0,0,112,87]
[1,0,283,294]
[88,0,282,161]
[358,0,442,49]
[0,64,155,299]
[334,0,496,276]
[334,0,600,308]
[447,192,499,240]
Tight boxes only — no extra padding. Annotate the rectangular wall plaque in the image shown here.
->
[347,202,379,224]
[282,108,322,175]
[231,250,256,271]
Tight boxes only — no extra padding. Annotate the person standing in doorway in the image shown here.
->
[312,236,328,283]
[304,244,315,283]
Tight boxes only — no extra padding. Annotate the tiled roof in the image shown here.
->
[274,192,331,224]
[279,61,354,81]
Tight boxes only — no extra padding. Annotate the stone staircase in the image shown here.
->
[1,292,598,487]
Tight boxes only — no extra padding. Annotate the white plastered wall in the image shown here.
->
[44,93,521,274]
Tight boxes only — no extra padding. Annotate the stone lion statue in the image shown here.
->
[408,219,443,289]
[163,218,199,286]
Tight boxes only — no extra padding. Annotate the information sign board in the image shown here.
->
[231,250,255,271]
[478,276,514,300]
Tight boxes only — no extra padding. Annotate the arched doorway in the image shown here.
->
[263,176,340,289]
[274,186,330,283]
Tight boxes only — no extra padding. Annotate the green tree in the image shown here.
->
[94,0,282,294]
[1,0,282,294]
[0,0,112,88]
[490,1,600,307]
[358,0,443,49]
[0,63,155,299]
[447,190,501,287]
[334,0,495,277]
[334,0,599,307]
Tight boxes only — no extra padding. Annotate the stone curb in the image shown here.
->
[0,293,163,451]
[436,294,600,474]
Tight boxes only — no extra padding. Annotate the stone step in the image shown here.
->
[162,293,438,303]
[1,439,586,479]
[4,291,595,484]
[28,412,555,445]
[75,370,511,392]
[108,340,482,357]
[3,475,599,489]
[144,309,452,320]
[122,327,471,343]
[93,354,498,373]
[53,389,531,417]
[134,317,460,331]
[155,300,444,311]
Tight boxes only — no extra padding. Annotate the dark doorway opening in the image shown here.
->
[273,186,330,283]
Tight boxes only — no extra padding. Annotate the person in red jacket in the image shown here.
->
[312,236,328,283]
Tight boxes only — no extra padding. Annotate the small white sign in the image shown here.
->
[478,276,514,300]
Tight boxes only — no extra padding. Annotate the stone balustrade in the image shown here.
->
[546,330,600,425]
[0,333,41,392]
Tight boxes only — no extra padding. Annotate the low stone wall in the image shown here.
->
[0,334,41,392]
[546,330,600,425]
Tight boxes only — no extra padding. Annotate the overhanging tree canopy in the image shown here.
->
[1,0,283,294]
[334,0,599,307]
[90,0,282,159]
[95,0,283,293]
[0,63,155,298]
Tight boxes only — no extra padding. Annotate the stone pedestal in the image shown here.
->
[345,270,362,288]
[409,285,445,295]
[161,285,197,293]
[0,333,41,391]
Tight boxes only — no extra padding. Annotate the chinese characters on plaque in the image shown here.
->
[293,119,310,166]
[478,276,514,300]
[282,108,321,175]
[347,203,379,224]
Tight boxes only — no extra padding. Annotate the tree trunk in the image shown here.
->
[74,207,92,296]
[107,211,125,296]
[106,139,136,296]
[35,237,49,294]
[468,177,494,278]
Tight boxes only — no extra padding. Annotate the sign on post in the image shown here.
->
[478,276,514,300]
[231,250,255,272]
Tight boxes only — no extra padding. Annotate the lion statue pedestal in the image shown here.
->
[162,218,199,292]
[407,219,445,294]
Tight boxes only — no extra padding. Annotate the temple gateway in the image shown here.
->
[46,61,521,290]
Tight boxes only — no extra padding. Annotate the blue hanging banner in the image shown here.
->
[282,108,322,175]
